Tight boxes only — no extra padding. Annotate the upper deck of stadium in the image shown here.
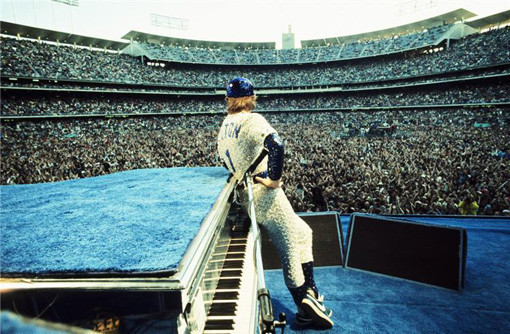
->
[2,8,509,66]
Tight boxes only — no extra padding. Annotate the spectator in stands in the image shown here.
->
[310,186,328,212]
[478,188,493,215]
[369,198,387,214]
[458,193,479,215]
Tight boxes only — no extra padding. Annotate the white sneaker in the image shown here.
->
[299,290,334,328]
[296,305,333,327]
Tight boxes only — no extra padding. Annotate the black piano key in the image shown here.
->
[220,270,242,277]
[209,302,237,310]
[229,238,248,245]
[204,319,234,330]
[208,310,237,317]
[226,253,244,259]
[213,291,239,300]
[227,245,246,253]
[217,278,241,289]
[222,260,244,269]
[208,310,236,317]
[208,302,237,316]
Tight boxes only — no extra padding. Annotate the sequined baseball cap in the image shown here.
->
[226,77,254,98]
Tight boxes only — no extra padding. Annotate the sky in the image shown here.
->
[1,0,509,47]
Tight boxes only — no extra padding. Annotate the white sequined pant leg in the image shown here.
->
[241,184,313,288]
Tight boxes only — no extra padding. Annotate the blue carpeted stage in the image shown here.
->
[1,167,230,277]
[265,215,510,333]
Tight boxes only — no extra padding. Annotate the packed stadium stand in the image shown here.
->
[1,24,509,87]
[1,10,509,216]
[132,24,453,65]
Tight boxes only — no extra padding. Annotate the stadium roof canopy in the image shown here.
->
[301,8,476,47]
[464,9,510,29]
[122,31,276,50]
[0,21,129,50]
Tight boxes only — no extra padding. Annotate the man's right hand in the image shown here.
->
[254,176,283,189]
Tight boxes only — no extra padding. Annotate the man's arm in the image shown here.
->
[255,133,284,188]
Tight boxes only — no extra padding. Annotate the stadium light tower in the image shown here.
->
[397,0,439,16]
[150,13,189,30]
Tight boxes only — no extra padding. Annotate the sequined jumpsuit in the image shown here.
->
[217,112,314,289]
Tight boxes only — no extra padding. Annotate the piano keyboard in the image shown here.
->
[203,206,258,333]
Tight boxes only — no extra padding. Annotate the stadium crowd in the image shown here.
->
[2,82,508,116]
[1,24,509,216]
[140,24,451,64]
[1,26,509,88]
[2,109,509,216]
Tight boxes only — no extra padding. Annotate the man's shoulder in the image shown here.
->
[222,112,262,123]
[251,112,267,119]
[246,113,273,129]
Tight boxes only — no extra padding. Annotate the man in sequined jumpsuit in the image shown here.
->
[217,77,334,329]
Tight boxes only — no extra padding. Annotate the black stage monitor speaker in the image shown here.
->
[261,212,344,269]
[345,214,467,291]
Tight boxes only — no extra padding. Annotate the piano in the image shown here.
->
[0,168,284,333]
